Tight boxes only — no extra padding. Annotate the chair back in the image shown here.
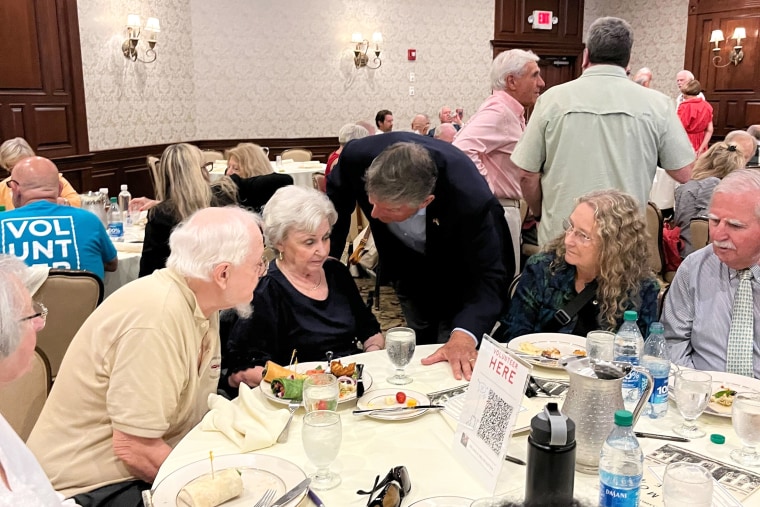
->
[34,269,104,379]
[312,173,326,192]
[201,150,224,164]
[280,148,312,162]
[645,201,665,278]
[690,217,711,252]
[146,155,159,174]
[0,348,51,441]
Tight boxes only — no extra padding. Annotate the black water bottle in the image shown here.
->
[525,402,576,507]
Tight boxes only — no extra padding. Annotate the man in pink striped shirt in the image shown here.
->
[453,49,544,269]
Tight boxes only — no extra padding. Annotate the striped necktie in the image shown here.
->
[726,269,754,377]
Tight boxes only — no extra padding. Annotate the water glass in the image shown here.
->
[731,392,760,466]
[302,373,339,412]
[673,370,712,438]
[385,327,416,385]
[275,155,283,168]
[586,331,615,361]
[663,462,713,507]
[302,410,342,490]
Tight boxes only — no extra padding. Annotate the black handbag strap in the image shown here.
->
[544,280,599,332]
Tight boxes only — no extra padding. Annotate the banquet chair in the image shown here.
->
[0,348,51,441]
[202,150,224,164]
[146,155,159,174]
[645,201,666,280]
[690,217,711,252]
[312,173,326,192]
[280,148,312,162]
[34,269,104,379]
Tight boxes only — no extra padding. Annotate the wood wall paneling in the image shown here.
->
[686,0,760,137]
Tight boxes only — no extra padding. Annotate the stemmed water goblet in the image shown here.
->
[302,373,339,412]
[385,327,416,385]
[731,391,760,466]
[302,410,342,490]
[673,370,712,438]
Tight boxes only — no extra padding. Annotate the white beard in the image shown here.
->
[234,302,253,319]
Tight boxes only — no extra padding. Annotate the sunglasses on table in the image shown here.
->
[357,466,411,507]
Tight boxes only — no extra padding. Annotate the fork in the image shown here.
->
[276,401,300,443]
[253,488,276,507]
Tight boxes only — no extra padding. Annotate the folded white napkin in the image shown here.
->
[201,384,291,452]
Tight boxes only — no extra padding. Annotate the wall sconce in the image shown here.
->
[352,32,382,69]
[709,27,746,68]
[122,15,160,63]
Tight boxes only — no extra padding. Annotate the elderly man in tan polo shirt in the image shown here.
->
[27,206,266,507]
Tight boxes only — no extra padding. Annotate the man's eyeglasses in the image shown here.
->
[201,161,214,173]
[562,218,593,244]
[357,466,411,507]
[257,255,269,278]
[20,301,48,330]
[5,179,19,188]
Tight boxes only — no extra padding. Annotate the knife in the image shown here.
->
[634,432,690,443]
[271,477,311,507]
[355,363,365,398]
[353,405,444,415]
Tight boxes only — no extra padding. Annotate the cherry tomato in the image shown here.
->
[317,400,328,411]
[395,391,406,404]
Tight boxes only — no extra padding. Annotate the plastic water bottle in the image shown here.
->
[614,310,645,412]
[118,184,132,224]
[599,410,643,507]
[641,322,670,419]
[107,197,124,242]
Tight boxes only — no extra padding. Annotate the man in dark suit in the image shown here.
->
[327,133,514,380]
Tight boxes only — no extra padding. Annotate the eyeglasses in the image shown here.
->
[562,218,593,244]
[5,179,19,188]
[20,301,48,331]
[201,161,214,173]
[357,466,411,507]
[257,255,269,278]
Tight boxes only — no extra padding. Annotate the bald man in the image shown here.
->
[633,67,653,87]
[411,113,430,135]
[725,130,757,166]
[0,156,117,279]
[434,122,458,143]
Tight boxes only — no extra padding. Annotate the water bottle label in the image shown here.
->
[600,484,640,507]
[617,356,640,389]
[649,376,668,404]
[108,222,124,238]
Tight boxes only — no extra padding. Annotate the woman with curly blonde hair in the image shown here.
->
[504,189,659,338]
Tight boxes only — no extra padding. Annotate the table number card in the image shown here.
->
[452,334,531,491]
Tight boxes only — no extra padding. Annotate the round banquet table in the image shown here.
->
[154,344,759,506]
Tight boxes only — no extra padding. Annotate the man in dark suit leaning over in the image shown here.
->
[327,132,514,380]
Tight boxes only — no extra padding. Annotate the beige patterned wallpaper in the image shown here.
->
[77,0,689,150]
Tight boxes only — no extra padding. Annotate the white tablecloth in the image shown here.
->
[154,345,757,506]
[208,161,325,189]
[104,250,140,298]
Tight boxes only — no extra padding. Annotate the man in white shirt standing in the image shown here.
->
[453,49,544,268]
[676,70,705,106]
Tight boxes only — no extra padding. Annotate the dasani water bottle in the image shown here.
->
[599,410,643,507]
[614,310,644,412]
[107,197,124,242]
[641,322,669,419]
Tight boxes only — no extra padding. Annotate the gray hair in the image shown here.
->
[747,125,760,141]
[167,206,262,281]
[713,169,760,219]
[0,255,34,358]
[434,123,457,141]
[587,17,633,68]
[338,124,369,145]
[263,186,338,253]
[677,70,695,80]
[0,137,34,172]
[365,142,437,206]
[490,49,540,90]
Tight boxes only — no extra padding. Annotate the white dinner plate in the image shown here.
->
[704,371,760,417]
[409,496,473,506]
[151,454,306,507]
[356,388,432,421]
[507,333,587,370]
[260,361,372,405]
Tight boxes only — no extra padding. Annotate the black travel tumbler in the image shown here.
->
[524,402,576,507]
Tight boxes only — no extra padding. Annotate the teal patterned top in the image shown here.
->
[503,252,660,341]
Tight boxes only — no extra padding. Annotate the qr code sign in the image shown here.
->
[476,388,514,454]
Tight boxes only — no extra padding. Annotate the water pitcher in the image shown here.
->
[560,356,653,473]
[80,191,107,226]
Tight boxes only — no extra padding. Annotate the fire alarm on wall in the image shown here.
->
[408,49,416,61]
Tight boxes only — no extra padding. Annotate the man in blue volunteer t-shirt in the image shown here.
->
[1,156,117,279]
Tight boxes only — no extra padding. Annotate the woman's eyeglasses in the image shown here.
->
[562,218,593,244]
[20,301,48,330]
[357,466,411,507]
[201,161,214,173]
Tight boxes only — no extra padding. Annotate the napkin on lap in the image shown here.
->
[201,384,290,452]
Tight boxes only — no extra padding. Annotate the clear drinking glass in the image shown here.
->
[302,373,339,412]
[302,410,342,490]
[731,392,760,466]
[385,327,416,385]
[663,462,713,507]
[586,331,615,362]
[673,370,712,438]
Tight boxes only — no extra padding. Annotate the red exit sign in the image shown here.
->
[532,10,554,30]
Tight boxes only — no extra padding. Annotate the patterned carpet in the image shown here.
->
[353,275,406,332]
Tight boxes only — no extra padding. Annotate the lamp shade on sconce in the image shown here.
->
[709,29,724,44]
[352,33,363,43]
[145,17,160,33]
[732,27,746,41]
[372,32,383,43]
[127,14,141,30]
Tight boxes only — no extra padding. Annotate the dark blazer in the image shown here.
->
[327,132,514,341]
